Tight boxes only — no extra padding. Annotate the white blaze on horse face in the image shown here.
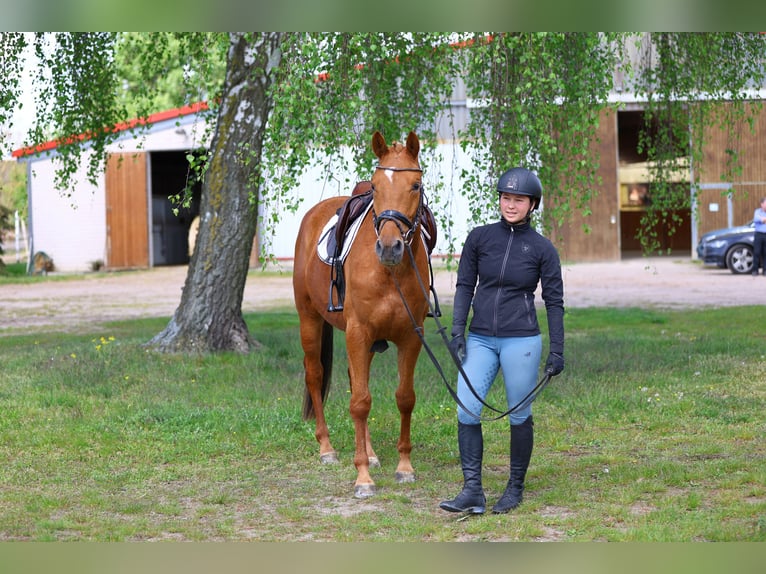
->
[384,169,394,184]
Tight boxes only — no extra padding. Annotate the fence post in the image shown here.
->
[14,210,20,263]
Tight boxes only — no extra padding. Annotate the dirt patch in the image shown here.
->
[1,256,764,335]
[0,266,294,334]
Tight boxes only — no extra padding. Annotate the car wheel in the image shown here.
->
[725,244,754,274]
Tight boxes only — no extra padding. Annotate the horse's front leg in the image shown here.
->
[393,334,421,484]
[347,365,379,468]
[345,329,376,499]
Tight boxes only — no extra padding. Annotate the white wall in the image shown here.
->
[22,113,211,272]
[27,152,107,272]
[115,115,211,153]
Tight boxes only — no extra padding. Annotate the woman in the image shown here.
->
[439,167,565,515]
[752,196,766,276]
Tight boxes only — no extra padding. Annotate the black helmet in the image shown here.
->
[496,167,542,210]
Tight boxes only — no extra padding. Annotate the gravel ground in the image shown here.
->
[1,256,764,335]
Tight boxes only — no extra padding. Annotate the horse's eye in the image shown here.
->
[413,182,421,192]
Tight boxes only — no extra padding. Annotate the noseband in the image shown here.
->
[371,165,424,244]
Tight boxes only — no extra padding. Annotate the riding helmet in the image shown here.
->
[496,167,543,210]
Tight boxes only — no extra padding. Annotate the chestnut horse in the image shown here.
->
[293,131,431,498]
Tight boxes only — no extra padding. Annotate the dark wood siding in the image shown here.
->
[697,102,766,232]
[550,107,620,262]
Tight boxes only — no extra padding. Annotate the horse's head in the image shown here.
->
[370,131,423,266]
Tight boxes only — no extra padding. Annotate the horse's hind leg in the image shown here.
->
[364,423,380,468]
[300,314,338,463]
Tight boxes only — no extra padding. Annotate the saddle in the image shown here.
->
[328,181,374,260]
[327,180,439,314]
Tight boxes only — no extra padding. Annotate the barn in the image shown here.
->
[12,99,479,272]
[13,103,213,272]
[13,93,766,272]
[12,99,481,272]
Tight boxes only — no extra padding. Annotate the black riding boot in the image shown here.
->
[492,415,534,514]
[439,422,486,514]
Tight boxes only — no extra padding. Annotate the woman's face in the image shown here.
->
[499,192,532,224]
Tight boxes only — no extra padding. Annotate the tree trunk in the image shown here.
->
[148,32,285,353]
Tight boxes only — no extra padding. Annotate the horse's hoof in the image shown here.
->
[395,471,416,484]
[368,456,381,468]
[320,451,339,464]
[354,484,376,499]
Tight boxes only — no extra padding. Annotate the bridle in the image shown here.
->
[371,165,424,246]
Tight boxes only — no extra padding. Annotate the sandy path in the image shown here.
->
[1,256,764,335]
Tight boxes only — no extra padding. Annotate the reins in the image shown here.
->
[390,233,552,422]
[370,162,553,420]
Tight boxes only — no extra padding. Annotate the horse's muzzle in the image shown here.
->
[375,237,405,266]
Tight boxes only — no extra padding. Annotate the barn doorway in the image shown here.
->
[149,151,202,266]
[617,109,692,257]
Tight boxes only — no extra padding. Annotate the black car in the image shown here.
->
[696,222,755,274]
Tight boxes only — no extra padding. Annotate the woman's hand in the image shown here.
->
[449,334,466,363]
[545,352,564,376]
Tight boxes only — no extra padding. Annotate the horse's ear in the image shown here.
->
[406,131,420,159]
[371,131,388,159]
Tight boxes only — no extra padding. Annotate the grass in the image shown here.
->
[0,261,28,280]
[0,261,90,284]
[0,304,764,542]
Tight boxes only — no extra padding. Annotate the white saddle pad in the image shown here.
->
[316,202,372,265]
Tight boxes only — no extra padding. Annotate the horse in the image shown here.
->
[292,131,432,499]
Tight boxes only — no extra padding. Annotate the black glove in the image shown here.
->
[449,334,466,363]
[545,352,564,376]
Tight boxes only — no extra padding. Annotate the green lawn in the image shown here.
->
[0,305,764,541]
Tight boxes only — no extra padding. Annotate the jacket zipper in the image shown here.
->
[493,225,514,335]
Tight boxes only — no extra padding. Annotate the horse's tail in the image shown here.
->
[302,320,334,420]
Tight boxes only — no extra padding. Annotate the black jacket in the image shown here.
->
[451,218,564,354]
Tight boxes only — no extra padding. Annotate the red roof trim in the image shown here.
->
[12,101,210,159]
